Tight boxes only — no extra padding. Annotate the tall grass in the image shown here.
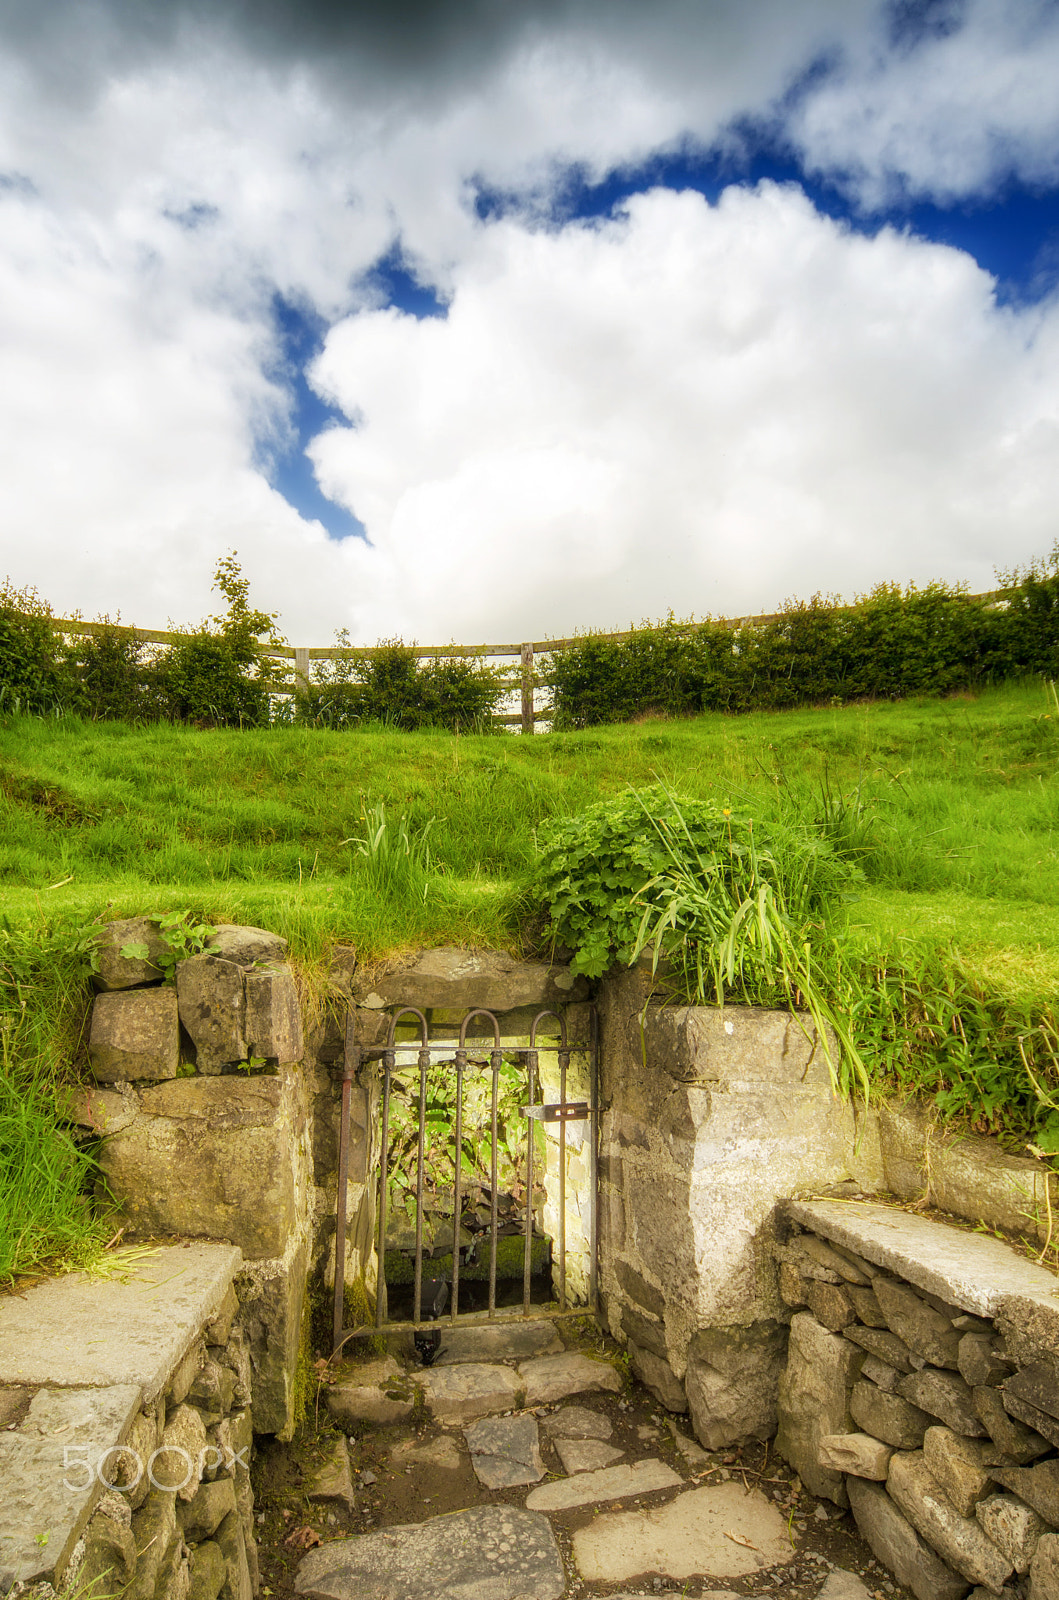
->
[0,921,114,1280]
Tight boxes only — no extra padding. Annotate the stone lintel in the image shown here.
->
[0,1243,242,1402]
[786,1200,1059,1336]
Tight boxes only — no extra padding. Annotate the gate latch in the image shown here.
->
[521,1101,590,1123]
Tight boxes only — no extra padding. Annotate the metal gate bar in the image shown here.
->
[332,1003,598,1356]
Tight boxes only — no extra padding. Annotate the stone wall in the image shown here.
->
[775,1198,1059,1600]
[0,1244,255,1600]
[596,967,880,1434]
[76,919,313,1440]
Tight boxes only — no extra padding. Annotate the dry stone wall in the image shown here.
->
[77,919,313,1438]
[0,1245,255,1600]
[775,1198,1059,1600]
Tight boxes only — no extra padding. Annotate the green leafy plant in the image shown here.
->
[341,801,436,903]
[121,910,212,981]
[0,580,75,717]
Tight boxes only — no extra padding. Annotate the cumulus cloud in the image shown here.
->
[310,184,1059,641]
[1,1,1059,643]
[788,0,1059,206]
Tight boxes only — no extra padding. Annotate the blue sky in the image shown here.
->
[3,0,1059,641]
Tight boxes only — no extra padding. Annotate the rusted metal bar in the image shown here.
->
[413,1044,429,1328]
[531,1010,569,1313]
[489,1049,500,1318]
[331,1007,359,1354]
[523,1048,537,1316]
[520,642,535,735]
[589,1004,599,1317]
[451,1046,465,1322]
[375,1051,393,1330]
[455,1011,501,1325]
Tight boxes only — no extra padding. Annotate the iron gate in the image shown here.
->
[332,1005,598,1355]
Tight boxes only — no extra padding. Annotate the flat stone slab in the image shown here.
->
[0,1242,241,1402]
[295,1504,565,1600]
[572,1483,795,1583]
[307,1435,356,1513]
[421,1362,524,1422]
[518,1353,622,1405]
[543,1405,613,1441]
[389,1435,463,1472]
[0,1383,141,1590]
[435,1318,563,1365]
[526,1457,680,1511]
[465,1415,545,1488]
[787,1200,1059,1339]
[554,1437,624,1473]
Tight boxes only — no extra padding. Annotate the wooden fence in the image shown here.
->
[47,588,1008,734]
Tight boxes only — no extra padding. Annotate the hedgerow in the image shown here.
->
[546,553,1059,727]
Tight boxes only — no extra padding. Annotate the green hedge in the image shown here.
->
[547,558,1059,727]
[298,639,506,732]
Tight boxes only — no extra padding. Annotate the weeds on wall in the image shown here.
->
[547,553,1059,727]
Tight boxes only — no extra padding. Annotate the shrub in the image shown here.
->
[0,582,74,716]
[61,622,159,723]
[301,637,505,731]
[154,553,283,728]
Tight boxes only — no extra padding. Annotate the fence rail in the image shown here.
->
[47,585,1012,734]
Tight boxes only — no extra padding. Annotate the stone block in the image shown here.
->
[189,1541,227,1600]
[929,1132,1058,1246]
[685,1321,786,1448]
[976,1385,1051,1463]
[89,987,180,1082]
[960,1332,1010,1389]
[861,1355,903,1393]
[207,924,288,966]
[237,1239,309,1438]
[842,1477,971,1600]
[888,1450,1015,1591]
[976,1491,1046,1574]
[849,1286,888,1327]
[874,1277,961,1369]
[353,947,590,1011]
[850,1378,932,1449]
[421,1362,523,1422]
[923,1426,994,1516]
[177,955,247,1073]
[157,1404,208,1499]
[464,1414,544,1488]
[81,1490,137,1593]
[807,1280,857,1331]
[68,1084,139,1134]
[518,1353,622,1405]
[795,1235,871,1284]
[627,1342,687,1413]
[845,1324,915,1371]
[327,1382,414,1428]
[129,1489,179,1600]
[877,1100,932,1200]
[207,1285,240,1349]
[215,1507,252,1600]
[244,965,303,1064]
[1030,1532,1059,1599]
[818,1431,894,1479]
[94,916,168,989]
[899,1368,986,1436]
[1005,1362,1059,1424]
[779,1261,809,1308]
[181,1477,237,1542]
[775,1312,862,1506]
[187,1358,236,1422]
[99,1075,298,1259]
[991,1460,1059,1526]
[1005,1391,1059,1447]
[306,1434,356,1511]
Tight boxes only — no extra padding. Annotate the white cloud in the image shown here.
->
[789,0,1059,206]
[1,3,1059,645]
[310,184,1059,641]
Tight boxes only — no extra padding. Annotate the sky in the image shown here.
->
[2,0,1059,646]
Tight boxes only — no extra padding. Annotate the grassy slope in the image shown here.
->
[2,678,1058,997]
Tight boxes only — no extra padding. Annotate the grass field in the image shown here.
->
[2,678,1058,1279]
[3,678,1058,984]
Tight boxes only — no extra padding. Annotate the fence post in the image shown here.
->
[294,647,309,693]
[520,643,535,735]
